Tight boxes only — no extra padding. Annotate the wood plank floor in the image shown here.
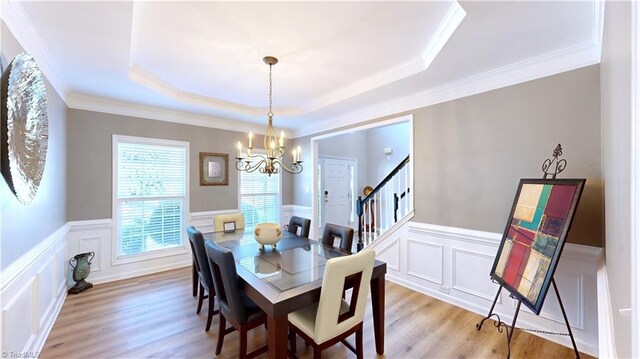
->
[42,267,593,358]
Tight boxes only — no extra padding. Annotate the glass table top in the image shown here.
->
[205,230,348,292]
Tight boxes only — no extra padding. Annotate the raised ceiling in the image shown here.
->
[3,1,602,136]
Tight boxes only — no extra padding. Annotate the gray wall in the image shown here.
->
[293,65,603,248]
[365,122,410,185]
[1,23,68,269]
[601,2,632,357]
[67,109,283,220]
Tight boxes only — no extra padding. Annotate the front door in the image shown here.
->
[321,157,355,228]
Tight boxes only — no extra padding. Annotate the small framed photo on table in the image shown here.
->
[200,152,229,186]
[223,221,236,233]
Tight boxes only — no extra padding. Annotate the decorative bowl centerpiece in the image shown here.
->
[254,223,282,250]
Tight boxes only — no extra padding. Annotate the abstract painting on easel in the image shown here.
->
[491,178,585,314]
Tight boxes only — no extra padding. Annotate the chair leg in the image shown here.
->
[215,313,226,355]
[196,283,205,314]
[192,261,198,297]
[239,326,248,359]
[205,291,215,332]
[289,327,297,354]
[356,325,363,359]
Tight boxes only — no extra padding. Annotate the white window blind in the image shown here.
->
[240,170,280,229]
[115,139,187,258]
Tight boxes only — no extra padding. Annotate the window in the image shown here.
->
[240,167,280,229]
[113,135,188,260]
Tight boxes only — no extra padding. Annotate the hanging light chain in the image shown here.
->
[268,62,273,117]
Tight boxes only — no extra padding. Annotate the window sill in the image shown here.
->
[112,245,189,266]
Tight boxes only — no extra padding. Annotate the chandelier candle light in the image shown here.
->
[235,56,303,176]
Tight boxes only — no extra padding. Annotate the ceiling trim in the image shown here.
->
[420,1,467,73]
[294,39,602,138]
[2,0,69,101]
[66,93,269,135]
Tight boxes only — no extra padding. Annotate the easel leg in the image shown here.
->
[552,279,581,359]
[476,285,503,330]
[506,301,521,359]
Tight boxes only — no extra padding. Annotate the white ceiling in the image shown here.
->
[3,1,602,137]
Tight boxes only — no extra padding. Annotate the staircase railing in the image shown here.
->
[356,155,411,251]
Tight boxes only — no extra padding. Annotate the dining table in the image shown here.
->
[202,229,387,359]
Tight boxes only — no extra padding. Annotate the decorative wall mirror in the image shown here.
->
[1,52,49,205]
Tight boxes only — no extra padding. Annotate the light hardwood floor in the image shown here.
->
[42,267,592,358]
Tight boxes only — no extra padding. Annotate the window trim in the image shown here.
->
[111,135,190,266]
[237,150,283,228]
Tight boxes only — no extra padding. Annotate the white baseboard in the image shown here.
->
[376,220,601,357]
[0,223,68,356]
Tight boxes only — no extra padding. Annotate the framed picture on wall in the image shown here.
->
[199,152,229,186]
[490,178,585,315]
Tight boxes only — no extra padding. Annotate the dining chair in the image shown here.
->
[321,223,354,252]
[214,212,245,232]
[205,240,268,359]
[287,216,311,238]
[288,249,375,359]
[187,226,219,332]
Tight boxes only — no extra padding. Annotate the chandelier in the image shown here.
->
[235,56,303,176]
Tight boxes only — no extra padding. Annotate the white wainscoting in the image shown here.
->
[371,221,601,357]
[281,205,314,239]
[0,224,68,357]
[66,210,238,285]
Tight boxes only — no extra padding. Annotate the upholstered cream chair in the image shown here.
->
[288,249,375,359]
[213,212,245,232]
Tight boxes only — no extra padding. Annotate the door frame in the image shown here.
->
[310,114,414,240]
[318,155,358,230]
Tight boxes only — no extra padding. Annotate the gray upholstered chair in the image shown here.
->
[287,216,311,238]
[321,224,354,252]
[288,249,375,359]
[205,240,268,358]
[187,226,218,332]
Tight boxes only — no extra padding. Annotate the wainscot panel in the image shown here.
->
[0,224,68,357]
[366,221,601,357]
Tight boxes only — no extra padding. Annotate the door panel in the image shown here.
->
[321,158,353,227]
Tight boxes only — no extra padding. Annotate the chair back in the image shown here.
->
[214,212,245,232]
[288,216,311,238]
[187,226,213,289]
[314,249,375,343]
[204,240,249,325]
[321,224,354,252]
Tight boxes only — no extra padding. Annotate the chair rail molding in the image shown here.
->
[0,223,68,356]
[369,220,602,357]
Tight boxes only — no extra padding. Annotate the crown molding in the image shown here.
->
[2,0,69,101]
[66,93,269,134]
[420,1,467,70]
[294,39,601,138]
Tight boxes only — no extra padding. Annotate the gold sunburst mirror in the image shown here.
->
[1,52,49,205]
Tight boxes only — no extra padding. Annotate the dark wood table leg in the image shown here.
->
[267,314,288,359]
[192,261,198,297]
[370,275,385,355]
